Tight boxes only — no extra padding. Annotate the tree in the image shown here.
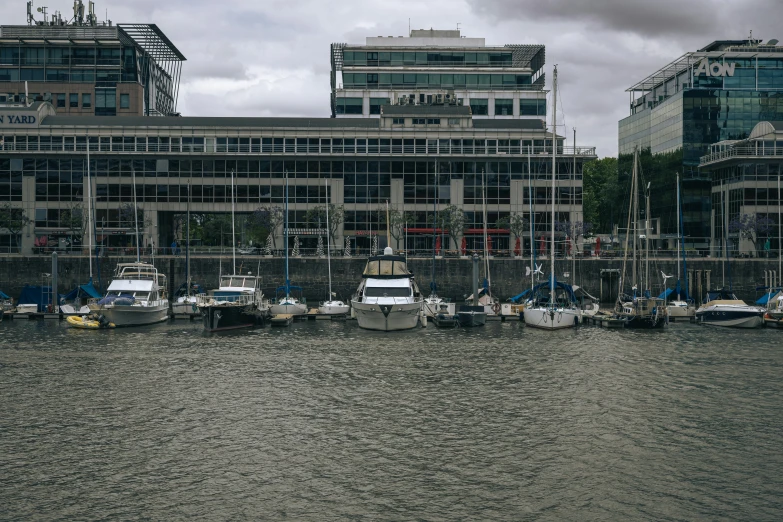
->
[0,203,32,250]
[118,203,151,230]
[248,205,284,248]
[582,157,620,234]
[435,205,465,250]
[556,220,593,241]
[495,213,527,239]
[729,213,774,256]
[378,208,416,249]
[61,203,88,241]
[305,204,344,244]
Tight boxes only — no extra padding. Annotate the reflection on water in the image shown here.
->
[1,319,782,520]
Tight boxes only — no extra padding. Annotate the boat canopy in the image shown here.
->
[61,282,101,302]
[17,285,57,312]
[107,279,155,292]
[516,279,577,303]
[657,287,691,301]
[362,255,411,278]
[0,290,9,299]
[704,289,739,303]
[756,290,782,305]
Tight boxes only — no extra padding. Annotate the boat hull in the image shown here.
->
[269,302,307,316]
[696,308,764,328]
[457,311,487,327]
[351,299,421,331]
[523,307,581,329]
[318,302,350,315]
[94,304,169,327]
[615,313,667,329]
[201,304,260,332]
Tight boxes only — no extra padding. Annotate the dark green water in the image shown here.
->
[1,319,782,520]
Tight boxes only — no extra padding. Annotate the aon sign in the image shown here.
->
[694,60,736,77]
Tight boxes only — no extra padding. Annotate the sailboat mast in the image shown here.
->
[676,173,681,290]
[231,169,236,275]
[86,145,93,279]
[186,180,191,291]
[645,185,651,294]
[631,151,637,291]
[678,173,689,301]
[482,168,490,292]
[779,170,782,289]
[432,163,437,292]
[325,179,332,299]
[386,200,391,249]
[529,144,534,291]
[284,170,290,297]
[131,165,140,263]
[572,127,576,287]
[550,65,557,294]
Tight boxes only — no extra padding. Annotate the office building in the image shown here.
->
[0,0,185,116]
[331,29,546,121]
[698,121,783,257]
[0,101,596,255]
[619,38,783,244]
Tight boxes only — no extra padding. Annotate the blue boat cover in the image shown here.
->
[657,281,691,301]
[17,285,54,312]
[510,278,576,304]
[0,290,9,299]
[756,290,781,305]
[61,282,101,302]
[97,294,135,306]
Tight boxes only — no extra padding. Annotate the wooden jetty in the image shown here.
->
[270,314,294,327]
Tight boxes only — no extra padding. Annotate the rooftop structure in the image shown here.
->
[0,0,185,116]
[330,29,546,120]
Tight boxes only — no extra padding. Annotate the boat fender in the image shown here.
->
[492,303,500,315]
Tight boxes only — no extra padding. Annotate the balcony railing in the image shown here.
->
[700,146,783,165]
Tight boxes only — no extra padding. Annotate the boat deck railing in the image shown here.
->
[195,293,256,306]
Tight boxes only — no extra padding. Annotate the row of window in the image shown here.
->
[0,46,134,67]
[342,73,533,90]
[0,68,135,83]
[0,136,570,156]
[335,97,546,117]
[343,50,515,68]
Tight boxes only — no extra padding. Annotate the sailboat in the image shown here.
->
[462,169,500,317]
[319,179,350,315]
[612,147,667,328]
[269,171,307,316]
[198,170,269,331]
[666,173,695,319]
[422,189,454,318]
[173,181,201,316]
[523,65,581,329]
[90,166,169,326]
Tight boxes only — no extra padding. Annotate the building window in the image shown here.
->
[369,97,389,115]
[392,118,404,125]
[412,118,426,125]
[336,97,363,115]
[495,99,514,116]
[470,99,489,115]
[120,93,130,109]
[69,93,78,108]
[82,93,92,108]
[448,118,460,126]
[95,88,116,116]
[56,93,65,108]
[520,98,546,116]
[426,118,441,125]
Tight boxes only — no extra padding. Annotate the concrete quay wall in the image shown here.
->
[1,254,780,304]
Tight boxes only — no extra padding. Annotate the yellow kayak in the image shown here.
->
[66,315,115,329]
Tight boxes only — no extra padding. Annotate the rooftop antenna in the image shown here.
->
[26,1,35,25]
[408,18,410,36]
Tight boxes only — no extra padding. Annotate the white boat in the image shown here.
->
[351,247,422,331]
[667,299,695,319]
[270,171,307,317]
[766,291,783,320]
[523,65,581,330]
[317,180,350,316]
[198,274,268,331]
[90,262,169,326]
[423,295,455,318]
[665,173,695,320]
[695,289,764,328]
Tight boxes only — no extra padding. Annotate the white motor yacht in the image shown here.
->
[90,262,169,326]
[351,247,422,331]
[198,274,268,332]
[695,289,764,328]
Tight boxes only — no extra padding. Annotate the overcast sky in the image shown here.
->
[4,0,780,157]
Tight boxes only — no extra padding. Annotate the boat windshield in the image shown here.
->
[365,287,411,297]
[363,259,410,276]
[222,277,253,288]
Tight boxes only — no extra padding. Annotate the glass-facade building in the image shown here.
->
[331,29,546,121]
[0,102,596,255]
[0,14,185,117]
[699,121,783,258]
[619,40,783,244]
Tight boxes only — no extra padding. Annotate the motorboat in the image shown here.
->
[696,289,764,328]
[198,274,268,332]
[89,262,169,326]
[667,299,695,320]
[351,247,422,331]
[456,305,487,327]
[423,294,455,318]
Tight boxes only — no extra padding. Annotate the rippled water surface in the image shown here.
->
[1,319,782,520]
